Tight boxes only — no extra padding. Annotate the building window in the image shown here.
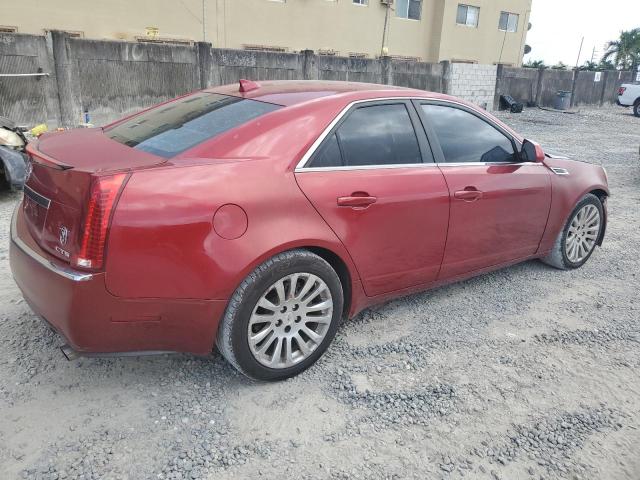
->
[0,26,18,33]
[456,5,479,27]
[396,0,422,20]
[498,12,519,32]
[353,0,367,5]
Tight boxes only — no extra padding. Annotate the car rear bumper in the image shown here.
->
[9,202,226,356]
[616,99,631,107]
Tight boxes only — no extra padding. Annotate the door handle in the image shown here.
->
[337,193,377,208]
[454,187,483,202]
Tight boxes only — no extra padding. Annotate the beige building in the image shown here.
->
[1,0,532,66]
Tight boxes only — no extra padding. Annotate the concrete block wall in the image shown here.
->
[0,32,450,127]
[0,32,633,127]
[449,63,497,110]
[493,67,634,109]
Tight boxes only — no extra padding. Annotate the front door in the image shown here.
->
[295,101,450,296]
[418,102,551,279]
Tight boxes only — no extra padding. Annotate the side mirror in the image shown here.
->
[520,139,545,163]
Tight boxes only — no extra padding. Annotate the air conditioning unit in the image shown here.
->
[381,0,394,5]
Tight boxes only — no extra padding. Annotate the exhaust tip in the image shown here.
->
[60,344,80,361]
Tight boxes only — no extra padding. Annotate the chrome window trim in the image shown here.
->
[300,161,541,173]
[300,163,440,173]
[438,161,541,167]
[294,97,526,173]
[10,202,94,282]
[550,167,570,176]
[294,97,432,172]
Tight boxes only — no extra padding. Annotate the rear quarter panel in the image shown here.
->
[537,158,609,254]
[105,160,359,302]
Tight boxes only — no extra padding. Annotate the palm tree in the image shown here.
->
[602,28,640,71]
[523,59,547,69]
[598,59,616,71]
[579,61,599,71]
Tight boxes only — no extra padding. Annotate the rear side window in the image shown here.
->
[312,133,343,168]
[421,104,516,163]
[309,103,423,168]
[106,93,281,158]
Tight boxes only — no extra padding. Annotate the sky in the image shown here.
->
[523,0,640,67]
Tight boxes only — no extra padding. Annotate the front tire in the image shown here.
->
[542,193,604,270]
[634,100,640,118]
[217,249,344,381]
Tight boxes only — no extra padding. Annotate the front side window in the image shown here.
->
[456,4,479,27]
[498,12,519,32]
[107,93,281,158]
[309,104,422,167]
[422,104,516,164]
[396,0,422,20]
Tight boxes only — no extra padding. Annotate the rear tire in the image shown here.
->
[541,193,603,270]
[217,249,343,381]
[633,100,640,118]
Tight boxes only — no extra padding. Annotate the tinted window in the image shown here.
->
[422,105,515,163]
[312,133,343,168]
[107,93,281,158]
[310,104,422,168]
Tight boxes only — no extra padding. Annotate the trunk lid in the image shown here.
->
[23,128,164,264]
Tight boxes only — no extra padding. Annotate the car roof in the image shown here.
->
[204,80,452,107]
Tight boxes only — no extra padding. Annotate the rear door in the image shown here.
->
[295,100,450,297]
[417,101,551,279]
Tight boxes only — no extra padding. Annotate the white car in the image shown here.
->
[618,83,640,117]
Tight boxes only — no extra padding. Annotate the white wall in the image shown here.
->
[449,63,498,110]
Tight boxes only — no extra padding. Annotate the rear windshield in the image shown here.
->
[106,93,282,158]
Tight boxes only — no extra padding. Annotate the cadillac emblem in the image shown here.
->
[24,159,33,183]
[59,225,69,246]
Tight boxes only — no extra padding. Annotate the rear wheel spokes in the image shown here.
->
[248,272,333,369]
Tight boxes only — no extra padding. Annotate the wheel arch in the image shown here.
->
[305,246,352,320]
[588,188,608,200]
[538,164,610,255]
[588,188,608,246]
[236,242,357,321]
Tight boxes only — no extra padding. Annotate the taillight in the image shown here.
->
[618,87,626,95]
[73,173,128,270]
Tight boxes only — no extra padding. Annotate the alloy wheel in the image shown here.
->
[565,204,600,263]
[247,273,333,369]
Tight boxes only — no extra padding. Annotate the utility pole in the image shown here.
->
[498,29,507,65]
[380,3,390,57]
[575,36,584,68]
[202,0,206,42]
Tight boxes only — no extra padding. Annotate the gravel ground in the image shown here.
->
[0,105,638,480]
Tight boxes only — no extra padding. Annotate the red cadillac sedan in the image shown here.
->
[10,80,609,380]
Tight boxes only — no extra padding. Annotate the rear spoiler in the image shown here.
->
[26,142,73,170]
